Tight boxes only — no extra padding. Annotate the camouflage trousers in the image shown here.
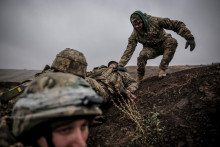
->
[85,77,110,104]
[137,37,178,81]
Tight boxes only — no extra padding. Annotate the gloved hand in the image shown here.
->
[185,37,196,51]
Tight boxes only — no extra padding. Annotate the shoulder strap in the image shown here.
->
[0,84,27,103]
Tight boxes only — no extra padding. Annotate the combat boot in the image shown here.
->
[158,69,166,79]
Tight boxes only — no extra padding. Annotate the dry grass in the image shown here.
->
[112,95,164,146]
[112,95,144,134]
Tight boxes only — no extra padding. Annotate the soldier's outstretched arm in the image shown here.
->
[158,17,196,51]
[122,72,138,94]
[118,30,138,67]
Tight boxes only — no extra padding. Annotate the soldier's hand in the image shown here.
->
[128,87,137,94]
[127,90,136,103]
[127,90,136,99]
[185,37,196,51]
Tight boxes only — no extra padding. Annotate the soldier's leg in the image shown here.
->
[159,38,178,78]
[137,47,158,84]
[85,77,109,103]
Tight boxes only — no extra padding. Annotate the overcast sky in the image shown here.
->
[0,0,219,71]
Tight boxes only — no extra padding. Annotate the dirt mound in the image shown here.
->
[88,64,220,147]
[126,65,205,79]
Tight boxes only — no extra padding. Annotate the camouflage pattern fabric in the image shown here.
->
[1,48,88,107]
[86,66,137,103]
[137,37,177,81]
[0,98,19,118]
[0,116,16,147]
[23,71,89,94]
[1,47,88,115]
[1,48,91,146]
[0,68,54,146]
[0,68,55,117]
[86,67,114,104]
[0,115,26,147]
[85,77,109,103]
[12,72,102,137]
[119,12,194,81]
[51,48,87,78]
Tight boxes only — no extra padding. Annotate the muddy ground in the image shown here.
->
[88,64,220,147]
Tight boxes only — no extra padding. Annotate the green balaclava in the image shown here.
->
[130,10,148,32]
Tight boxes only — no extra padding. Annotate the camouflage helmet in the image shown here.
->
[12,72,103,137]
[108,61,118,67]
[51,48,88,78]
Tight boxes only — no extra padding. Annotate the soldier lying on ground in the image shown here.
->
[0,72,103,147]
[0,48,88,116]
[118,10,196,85]
[86,61,138,105]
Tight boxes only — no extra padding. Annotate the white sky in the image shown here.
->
[0,0,219,71]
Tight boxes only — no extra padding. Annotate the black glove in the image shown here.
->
[185,37,196,51]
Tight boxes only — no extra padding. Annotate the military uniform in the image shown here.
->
[0,48,94,146]
[0,72,103,147]
[0,48,88,116]
[0,67,54,117]
[86,64,137,103]
[119,10,195,82]
[0,68,55,146]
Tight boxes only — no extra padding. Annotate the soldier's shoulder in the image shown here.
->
[35,65,54,77]
[93,65,107,70]
[148,15,157,21]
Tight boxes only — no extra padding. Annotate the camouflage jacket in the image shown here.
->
[0,66,54,116]
[0,116,24,147]
[119,14,194,66]
[86,66,137,97]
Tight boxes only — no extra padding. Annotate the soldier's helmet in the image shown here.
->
[51,48,88,78]
[12,72,103,137]
[108,61,118,67]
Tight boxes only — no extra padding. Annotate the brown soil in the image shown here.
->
[88,64,220,147]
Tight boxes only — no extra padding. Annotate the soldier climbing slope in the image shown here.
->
[86,61,138,105]
[118,10,196,85]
